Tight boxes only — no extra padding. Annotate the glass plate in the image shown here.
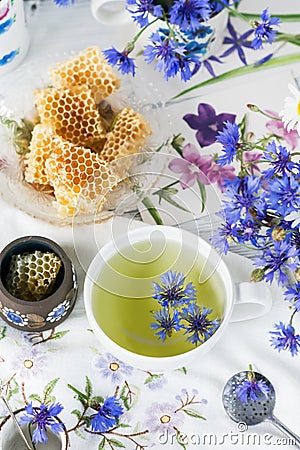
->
[0,51,171,226]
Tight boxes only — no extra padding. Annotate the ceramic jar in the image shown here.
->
[0,236,78,332]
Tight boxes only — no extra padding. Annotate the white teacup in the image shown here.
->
[84,225,271,372]
[91,0,130,25]
[0,0,30,76]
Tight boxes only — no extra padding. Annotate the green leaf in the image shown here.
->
[43,378,59,403]
[183,408,206,420]
[197,181,206,213]
[144,374,164,384]
[71,409,82,420]
[74,428,86,440]
[108,438,125,448]
[0,326,7,340]
[85,376,93,398]
[98,438,106,449]
[141,196,164,225]
[176,366,187,375]
[50,330,69,340]
[118,423,131,428]
[91,395,104,404]
[29,394,42,403]
[175,429,188,449]
[153,187,190,212]
[171,53,300,101]
[238,114,247,141]
[67,384,89,402]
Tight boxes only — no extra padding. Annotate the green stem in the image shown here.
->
[131,18,160,45]
[290,309,297,326]
[141,196,164,225]
[236,13,300,23]
[153,180,179,194]
[67,384,89,401]
[170,52,300,101]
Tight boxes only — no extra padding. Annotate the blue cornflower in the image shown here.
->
[267,173,300,216]
[284,283,300,312]
[254,241,299,286]
[236,219,261,247]
[222,176,261,222]
[180,304,220,346]
[236,377,270,404]
[126,0,163,27]
[151,308,182,341]
[262,141,295,179]
[91,396,123,432]
[169,0,211,31]
[53,0,75,6]
[220,19,253,65]
[210,211,239,254]
[270,322,300,357]
[19,402,64,444]
[103,47,136,76]
[251,8,281,50]
[144,31,182,80]
[216,121,240,166]
[152,270,196,308]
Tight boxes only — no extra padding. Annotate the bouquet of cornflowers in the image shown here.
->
[100,0,300,86]
[155,82,300,357]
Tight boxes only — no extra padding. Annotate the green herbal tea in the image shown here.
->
[92,238,225,357]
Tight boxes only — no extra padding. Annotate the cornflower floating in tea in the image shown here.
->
[151,270,220,345]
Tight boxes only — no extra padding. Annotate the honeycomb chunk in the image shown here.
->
[45,136,120,217]
[24,124,55,185]
[34,85,106,149]
[6,251,62,301]
[100,107,151,164]
[48,46,121,103]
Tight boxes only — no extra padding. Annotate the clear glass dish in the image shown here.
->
[0,51,171,226]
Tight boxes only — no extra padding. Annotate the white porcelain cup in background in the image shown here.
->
[0,0,30,76]
[91,0,130,25]
[84,226,272,372]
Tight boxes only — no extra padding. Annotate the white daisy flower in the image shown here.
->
[280,83,300,135]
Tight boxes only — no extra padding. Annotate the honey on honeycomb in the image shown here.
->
[6,251,62,301]
[45,136,120,217]
[24,124,55,185]
[48,46,121,103]
[34,85,106,149]
[100,107,152,164]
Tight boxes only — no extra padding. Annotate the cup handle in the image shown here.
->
[91,0,130,25]
[230,281,272,322]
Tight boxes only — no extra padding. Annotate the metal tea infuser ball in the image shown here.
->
[222,370,300,447]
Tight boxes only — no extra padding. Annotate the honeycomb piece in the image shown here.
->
[6,251,62,301]
[100,107,151,164]
[48,46,121,103]
[24,124,55,185]
[34,85,106,149]
[45,136,120,217]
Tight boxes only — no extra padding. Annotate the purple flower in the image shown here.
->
[180,304,220,345]
[251,8,281,50]
[193,55,224,78]
[236,377,270,404]
[265,111,299,150]
[126,0,163,27]
[254,241,299,286]
[206,163,235,191]
[216,121,240,166]
[93,353,133,383]
[221,18,254,65]
[103,47,136,76]
[19,403,64,444]
[168,143,214,188]
[270,322,300,357]
[169,0,211,31]
[151,308,182,341]
[183,103,236,147]
[91,396,123,432]
[243,151,262,174]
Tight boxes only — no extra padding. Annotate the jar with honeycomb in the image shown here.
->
[0,236,78,331]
